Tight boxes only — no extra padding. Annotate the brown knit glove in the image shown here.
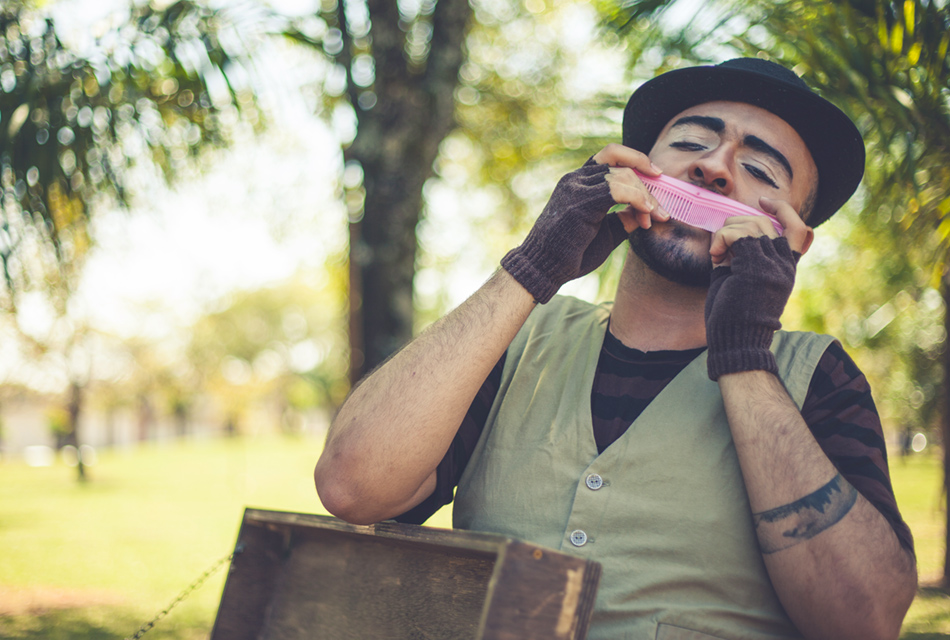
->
[704,235,800,380]
[501,159,625,303]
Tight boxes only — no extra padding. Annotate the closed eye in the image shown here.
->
[743,163,779,189]
[670,141,707,151]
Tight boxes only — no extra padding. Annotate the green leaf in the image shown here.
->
[890,20,904,54]
[938,215,950,243]
[903,0,915,37]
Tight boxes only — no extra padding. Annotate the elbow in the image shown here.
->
[845,561,917,640]
[877,560,918,640]
[314,449,383,525]
[868,554,918,640]
[816,608,907,640]
[314,455,366,524]
[794,553,917,640]
[858,611,911,640]
[863,615,907,640]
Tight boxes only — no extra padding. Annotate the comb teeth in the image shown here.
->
[635,172,784,235]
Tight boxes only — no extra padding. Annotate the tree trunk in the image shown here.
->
[943,268,950,589]
[137,395,153,442]
[65,380,86,482]
[346,0,473,384]
[174,402,188,438]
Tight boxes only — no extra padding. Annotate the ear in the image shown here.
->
[798,226,815,256]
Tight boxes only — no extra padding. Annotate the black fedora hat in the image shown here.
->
[622,58,865,226]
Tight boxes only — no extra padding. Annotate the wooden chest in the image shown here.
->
[211,509,601,640]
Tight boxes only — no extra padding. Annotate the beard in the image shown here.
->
[628,224,713,288]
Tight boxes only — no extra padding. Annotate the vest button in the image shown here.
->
[585,473,603,490]
[570,529,588,547]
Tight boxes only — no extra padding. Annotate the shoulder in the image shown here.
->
[803,340,876,418]
[514,295,611,346]
[772,334,867,390]
[504,295,610,377]
[771,330,837,406]
[528,295,611,327]
[772,329,836,355]
[811,340,868,387]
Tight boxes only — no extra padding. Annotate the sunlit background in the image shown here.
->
[1,0,948,637]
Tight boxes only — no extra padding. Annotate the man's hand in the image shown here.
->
[593,143,670,231]
[704,198,814,380]
[501,144,669,304]
[709,196,814,266]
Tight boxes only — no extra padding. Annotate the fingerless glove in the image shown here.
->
[704,235,800,380]
[501,160,625,303]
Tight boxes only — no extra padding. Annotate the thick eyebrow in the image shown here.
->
[744,134,794,182]
[670,115,725,133]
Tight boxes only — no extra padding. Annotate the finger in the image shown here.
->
[637,210,652,230]
[721,215,778,238]
[605,171,670,223]
[708,221,772,264]
[592,143,663,176]
[612,205,656,233]
[615,207,638,233]
[759,197,812,253]
[606,168,670,215]
[710,246,732,267]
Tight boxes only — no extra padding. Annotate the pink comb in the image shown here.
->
[634,172,784,235]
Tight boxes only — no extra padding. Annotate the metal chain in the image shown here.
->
[124,544,243,640]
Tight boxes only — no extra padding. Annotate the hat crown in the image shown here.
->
[716,58,810,92]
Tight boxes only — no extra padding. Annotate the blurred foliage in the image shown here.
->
[788,218,945,436]
[90,333,199,440]
[0,0,268,474]
[186,271,348,433]
[77,270,348,439]
[44,404,69,439]
[455,1,588,224]
[0,0,261,306]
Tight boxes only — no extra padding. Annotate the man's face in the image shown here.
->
[628,100,819,287]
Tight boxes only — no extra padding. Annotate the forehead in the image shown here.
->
[658,101,815,171]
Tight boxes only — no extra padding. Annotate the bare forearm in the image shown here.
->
[315,269,536,524]
[719,371,916,640]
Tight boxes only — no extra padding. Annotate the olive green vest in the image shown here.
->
[453,296,834,640]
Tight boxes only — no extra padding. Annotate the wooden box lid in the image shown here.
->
[211,509,601,640]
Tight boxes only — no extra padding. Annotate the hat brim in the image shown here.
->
[622,65,865,226]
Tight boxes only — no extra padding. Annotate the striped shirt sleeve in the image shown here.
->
[800,341,914,554]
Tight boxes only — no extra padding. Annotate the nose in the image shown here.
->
[689,144,735,195]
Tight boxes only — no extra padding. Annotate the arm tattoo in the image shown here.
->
[752,473,858,554]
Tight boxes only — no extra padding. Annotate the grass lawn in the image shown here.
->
[891,452,950,639]
[0,434,945,638]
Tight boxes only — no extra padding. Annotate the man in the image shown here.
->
[315,59,917,639]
